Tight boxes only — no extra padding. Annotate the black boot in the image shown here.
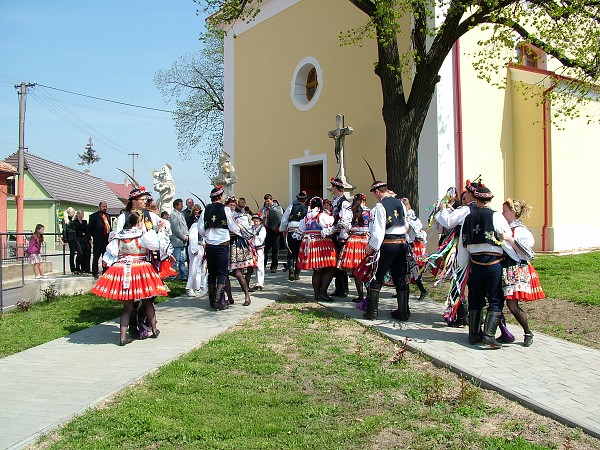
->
[363,288,379,320]
[449,300,468,327]
[391,290,410,321]
[215,284,228,310]
[208,283,216,309]
[468,309,483,344]
[294,266,301,280]
[482,310,503,349]
[288,264,295,281]
[416,279,428,300]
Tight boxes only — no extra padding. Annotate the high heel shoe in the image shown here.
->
[151,330,161,339]
[243,297,251,306]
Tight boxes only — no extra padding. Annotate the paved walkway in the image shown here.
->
[1,271,599,449]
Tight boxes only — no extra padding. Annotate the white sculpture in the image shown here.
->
[152,163,176,214]
[211,151,237,198]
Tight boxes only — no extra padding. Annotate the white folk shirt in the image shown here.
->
[197,205,241,245]
[465,210,515,257]
[368,199,407,251]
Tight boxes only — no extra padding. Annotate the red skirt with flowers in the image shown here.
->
[337,234,368,270]
[297,233,337,270]
[92,257,169,301]
[502,260,545,301]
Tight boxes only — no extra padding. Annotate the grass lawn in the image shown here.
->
[32,298,595,450]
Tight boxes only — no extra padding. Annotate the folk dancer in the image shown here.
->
[281,190,309,281]
[224,196,254,306]
[296,197,338,301]
[401,197,429,301]
[364,181,409,321]
[462,182,514,348]
[337,193,371,307]
[498,198,545,347]
[330,177,353,297]
[92,211,169,346]
[198,186,242,310]
[431,186,478,327]
[248,212,267,291]
[261,194,284,273]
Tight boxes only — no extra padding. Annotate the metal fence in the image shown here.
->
[0,232,67,312]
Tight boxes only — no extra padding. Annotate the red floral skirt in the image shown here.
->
[92,258,169,301]
[297,235,337,270]
[337,234,368,270]
[502,260,545,301]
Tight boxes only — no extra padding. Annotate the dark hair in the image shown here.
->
[33,224,44,243]
[263,194,273,201]
[310,197,324,211]
[173,198,183,208]
[352,194,365,226]
[160,211,169,219]
[126,211,140,229]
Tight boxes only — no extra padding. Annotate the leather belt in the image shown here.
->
[383,237,406,244]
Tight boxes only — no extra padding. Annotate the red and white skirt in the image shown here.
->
[337,234,368,270]
[92,258,169,301]
[502,260,545,301]
[297,234,337,270]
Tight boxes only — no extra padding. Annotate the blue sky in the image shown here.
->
[0,0,215,200]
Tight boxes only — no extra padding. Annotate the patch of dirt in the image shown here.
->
[516,297,600,350]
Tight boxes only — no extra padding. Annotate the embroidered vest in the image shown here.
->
[204,202,228,230]
[381,196,405,229]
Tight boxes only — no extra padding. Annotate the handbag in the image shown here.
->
[353,255,374,283]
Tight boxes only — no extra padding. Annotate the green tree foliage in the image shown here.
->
[77,137,101,173]
[154,24,224,175]
[201,0,600,208]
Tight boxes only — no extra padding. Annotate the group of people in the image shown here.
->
[74,173,543,349]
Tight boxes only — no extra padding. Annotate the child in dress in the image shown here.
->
[26,224,45,278]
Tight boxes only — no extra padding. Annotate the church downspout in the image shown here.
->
[541,82,555,252]
[453,40,464,190]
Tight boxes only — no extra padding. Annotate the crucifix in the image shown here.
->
[328,113,355,194]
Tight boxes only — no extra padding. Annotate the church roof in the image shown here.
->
[3,151,123,209]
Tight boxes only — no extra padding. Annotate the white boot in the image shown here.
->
[186,289,197,297]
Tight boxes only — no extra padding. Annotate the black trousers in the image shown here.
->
[286,234,301,268]
[91,236,108,276]
[78,236,91,272]
[205,244,230,285]
[67,235,82,273]
[467,254,504,312]
[264,228,281,270]
[371,237,408,291]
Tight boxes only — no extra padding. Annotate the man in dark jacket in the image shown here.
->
[88,201,111,279]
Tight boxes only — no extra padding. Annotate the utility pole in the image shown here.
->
[128,152,139,182]
[15,82,36,254]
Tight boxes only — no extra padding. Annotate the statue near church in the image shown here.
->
[211,151,237,198]
[152,163,176,214]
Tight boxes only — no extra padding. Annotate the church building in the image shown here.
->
[222,0,600,252]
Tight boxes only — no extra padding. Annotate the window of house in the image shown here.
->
[291,57,323,111]
[7,176,15,195]
[517,43,547,70]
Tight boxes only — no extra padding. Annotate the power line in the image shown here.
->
[36,83,173,113]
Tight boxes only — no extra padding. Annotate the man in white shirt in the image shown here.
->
[364,180,408,320]
[198,186,241,310]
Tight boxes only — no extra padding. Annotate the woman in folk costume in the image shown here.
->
[296,196,338,301]
[337,193,371,306]
[248,212,267,291]
[224,196,254,306]
[186,205,207,297]
[499,198,545,347]
[92,211,169,346]
[401,197,429,300]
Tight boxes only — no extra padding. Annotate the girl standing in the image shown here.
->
[26,224,45,278]
[500,198,545,347]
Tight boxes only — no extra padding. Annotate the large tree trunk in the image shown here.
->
[376,34,435,213]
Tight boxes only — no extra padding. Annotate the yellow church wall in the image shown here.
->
[230,0,409,207]
[457,29,513,211]
[547,99,600,251]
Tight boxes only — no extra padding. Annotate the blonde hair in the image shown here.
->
[504,198,533,219]
[65,207,76,216]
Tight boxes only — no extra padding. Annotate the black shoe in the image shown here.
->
[151,330,161,339]
[418,289,429,300]
[318,294,335,302]
[270,268,277,273]
[119,338,133,346]
[523,333,534,347]
[243,298,251,306]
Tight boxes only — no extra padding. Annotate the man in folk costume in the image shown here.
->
[433,182,478,327]
[281,190,308,281]
[198,185,242,310]
[330,177,353,297]
[462,182,514,348]
[364,180,409,320]
[260,193,284,273]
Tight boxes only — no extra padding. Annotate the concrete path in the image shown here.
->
[1,271,599,449]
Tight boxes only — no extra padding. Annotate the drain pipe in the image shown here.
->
[453,40,464,190]
[541,81,556,251]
